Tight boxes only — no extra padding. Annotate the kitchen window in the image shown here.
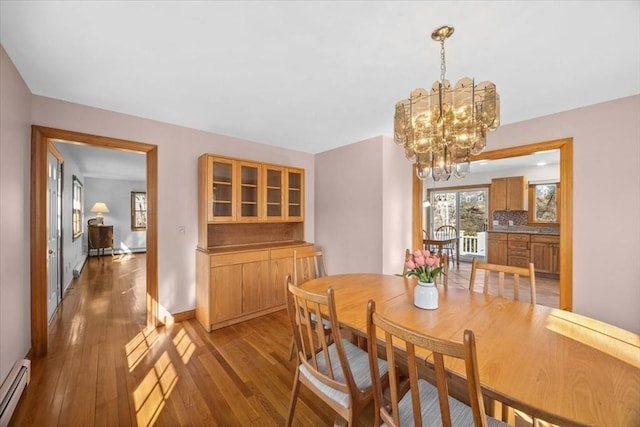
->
[528,183,559,224]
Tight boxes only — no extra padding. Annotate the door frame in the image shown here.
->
[413,137,573,310]
[31,125,158,356]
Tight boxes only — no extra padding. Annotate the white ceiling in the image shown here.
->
[1,1,639,156]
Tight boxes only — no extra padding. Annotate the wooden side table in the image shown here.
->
[88,225,114,257]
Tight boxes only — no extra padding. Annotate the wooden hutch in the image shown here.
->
[195,154,312,331]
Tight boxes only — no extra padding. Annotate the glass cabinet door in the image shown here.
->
[263,166,284,221]
[286,168,304,221]
[237,161,261,221]
[208,157,235,222]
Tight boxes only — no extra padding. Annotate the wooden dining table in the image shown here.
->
[299,273,640,427]
[424,236,459,268]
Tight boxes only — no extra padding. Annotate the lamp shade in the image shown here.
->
[90,202,110,217]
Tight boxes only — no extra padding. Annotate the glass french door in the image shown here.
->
[427,188,489,262]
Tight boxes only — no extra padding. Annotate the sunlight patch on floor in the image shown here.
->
[133,351,178,427]
[126,327,160,372]
[172,328,195,364]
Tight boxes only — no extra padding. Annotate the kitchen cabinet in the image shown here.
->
[531,235,560,276]
[196,243,313,331]
[507,233,531,268]
[488,232,508,265]
[490,176,528,211]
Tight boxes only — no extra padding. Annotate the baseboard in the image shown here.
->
[160,310,195,326]
[72,256,87,278]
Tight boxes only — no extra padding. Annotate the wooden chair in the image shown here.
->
[288,248,329,360]
[435,225,458,267]
[285,277,389,426]
[366,300,508,427]
[469,257,537,305]
[468,257,537,423]
[404,249,449,289]
[293,247,327,285]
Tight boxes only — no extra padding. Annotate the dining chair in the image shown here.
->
[403,249,448,289]
[293,247,328,285]
[366,300,508,427]
[469,257,537,305]
[285,278,389,426]
[287,248,329,360]
[435,225,458,267]
[468,257,537,423]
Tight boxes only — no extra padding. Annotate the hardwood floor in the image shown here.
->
[10,255,559,426]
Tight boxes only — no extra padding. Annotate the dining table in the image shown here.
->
[299,273,640,427]
[423,236,459,268]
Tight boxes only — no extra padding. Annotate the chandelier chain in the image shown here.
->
[440,38,446,82]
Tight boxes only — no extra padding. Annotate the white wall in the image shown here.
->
[0,46,32,382]
[315,137,384,274]
[381,135,413,275]
[30,95,315,320]
[315,135,413,276]
[84,177,147,253]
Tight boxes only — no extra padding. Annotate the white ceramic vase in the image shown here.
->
[414,281,438,310]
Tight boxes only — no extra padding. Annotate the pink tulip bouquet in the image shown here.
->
[404,250,443,283]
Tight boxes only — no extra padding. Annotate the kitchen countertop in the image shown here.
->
[490,227,559,236]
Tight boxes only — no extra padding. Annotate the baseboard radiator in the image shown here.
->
[0,360,30,427]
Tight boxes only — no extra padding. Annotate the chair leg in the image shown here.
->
[288,337,295,361]
[286,369,301,427]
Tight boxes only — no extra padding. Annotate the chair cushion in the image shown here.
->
[299,339,388,409]
[387,379,508,427]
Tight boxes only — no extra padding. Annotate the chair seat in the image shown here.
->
[387,379,508,427]
[300,339,388,409]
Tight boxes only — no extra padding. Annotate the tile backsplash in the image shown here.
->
[493,210,528,226]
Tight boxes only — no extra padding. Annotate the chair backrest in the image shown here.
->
[469,257,537,305]
[293,247,327,285]
[403,249,448,289]
[367,300,488,427]
[435,225,457,239]
[285,276,360,402]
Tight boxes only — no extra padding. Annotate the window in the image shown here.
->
[131,191,147,230]
[72,176,83,240]
[528,183,559,224]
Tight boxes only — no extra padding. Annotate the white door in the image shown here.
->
[47,151,62,321]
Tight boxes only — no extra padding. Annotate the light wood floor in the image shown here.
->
[10,254,559,426]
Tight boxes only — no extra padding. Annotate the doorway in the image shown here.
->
[412,137,573,311]
[31,126,158,356]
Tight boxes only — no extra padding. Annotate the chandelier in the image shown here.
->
[394,25,500,181]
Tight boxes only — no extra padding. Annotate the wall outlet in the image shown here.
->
[508,220,514,226]
[178,226,186,235]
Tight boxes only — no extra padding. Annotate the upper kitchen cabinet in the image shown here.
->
[490,176,528,211]
[262,165,285,221]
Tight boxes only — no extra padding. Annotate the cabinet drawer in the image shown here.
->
[211,250,269,267]
[507,234,530,242]
[509,256,531,268]
[271,244,313,260]
[509,248,530,257]
[531,235,559,244]
[508,241,529,250]
[488,233,508,241]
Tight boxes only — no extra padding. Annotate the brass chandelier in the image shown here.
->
[394,25,500,181]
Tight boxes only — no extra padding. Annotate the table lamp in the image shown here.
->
[90,202,110,222]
